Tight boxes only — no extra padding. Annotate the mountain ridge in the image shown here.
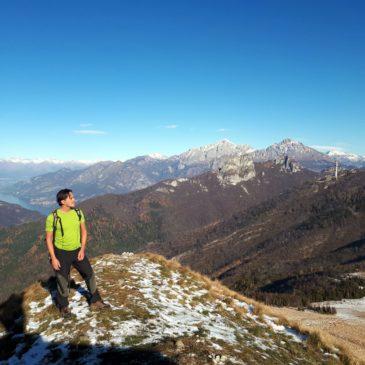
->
[0,200,43,227]
[146,168,365,307]
[0,252,350,364]
[0,159,318,302]
[1,138,332,211]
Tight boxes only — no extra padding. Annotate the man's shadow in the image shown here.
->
[0,276,178,364]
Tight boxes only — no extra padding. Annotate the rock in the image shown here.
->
[175,339,185,352]
[214,154,256,185]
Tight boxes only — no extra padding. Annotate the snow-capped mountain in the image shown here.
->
[325,149,365,168]
[1,140,256,210]
[0,157,98,165]
[0,252,343,364]
[251,138,328,160]
[1,138,363,211]
[0,158,98,186]
[0,158,317,302]
[176,139,254,166]
[148,152,168,159]
[251,138,335,171]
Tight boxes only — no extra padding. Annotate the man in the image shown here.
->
[45,188,109,318]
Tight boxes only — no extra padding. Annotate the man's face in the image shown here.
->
[61,192,76,208]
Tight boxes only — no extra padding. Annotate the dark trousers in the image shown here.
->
[54,246,102,308]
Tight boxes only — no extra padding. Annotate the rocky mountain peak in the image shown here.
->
[177,139,254,166]
[271,138,308,152]
[251,138,310,162]
[147,152,168,159]
[251,138,334,171]
[274,156,303,173]
[213,154,256,185]
[0,253,342,364]
[325,149,365,167]
[278,138,301,145]
[213,138,236,146]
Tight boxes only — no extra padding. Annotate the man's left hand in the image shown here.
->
[78,248,85,261]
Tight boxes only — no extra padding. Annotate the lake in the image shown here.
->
[0,192,48,214]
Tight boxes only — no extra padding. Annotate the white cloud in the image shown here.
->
[156,124,179,129]
[80,123,93,127]
[217,128,231,132]
[73,129,107,135]
[310,145,344,152]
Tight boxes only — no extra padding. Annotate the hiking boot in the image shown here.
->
[59,306,72,319]
[90,300,111,310]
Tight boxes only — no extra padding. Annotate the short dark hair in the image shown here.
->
[56,188,73,206]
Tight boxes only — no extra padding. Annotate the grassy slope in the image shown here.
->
[0,253,354,364]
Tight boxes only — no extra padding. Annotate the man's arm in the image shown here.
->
[80,222,87,250]
[78,221,87,261]
[45,231,61,270]
[45,231,56,258]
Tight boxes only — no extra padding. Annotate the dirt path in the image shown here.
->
[268,306,365,364]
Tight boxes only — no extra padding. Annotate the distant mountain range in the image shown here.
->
[0,154,364,310]
[326,149,365,167]
[0,156,316,301]
[0,158,96,188]
[80,156,317,245]
[147,168,365,306]
[0,139,253,210]
[2,138,363,212]
[252,138,365,170]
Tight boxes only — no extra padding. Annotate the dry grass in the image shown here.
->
[141,252,360,365]
[267,306,365,365]
[23,282,48,307]
[1,251,357,364]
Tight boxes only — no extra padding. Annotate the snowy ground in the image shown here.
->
[0,253,342,364]
[312,297,365,323]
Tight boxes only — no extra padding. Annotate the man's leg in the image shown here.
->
[54,247,73,309]
[72,253,102,304]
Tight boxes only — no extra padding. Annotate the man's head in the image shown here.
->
[56,188,76,208]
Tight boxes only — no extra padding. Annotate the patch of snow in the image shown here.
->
[8,252,332,364]
[263,315,307,342]
[312,297,365,323]
[157,185,174,193]
[148,152,168,159]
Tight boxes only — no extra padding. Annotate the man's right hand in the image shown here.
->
[51,257,61,270]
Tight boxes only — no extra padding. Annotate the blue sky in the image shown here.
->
[0,0,364,161]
